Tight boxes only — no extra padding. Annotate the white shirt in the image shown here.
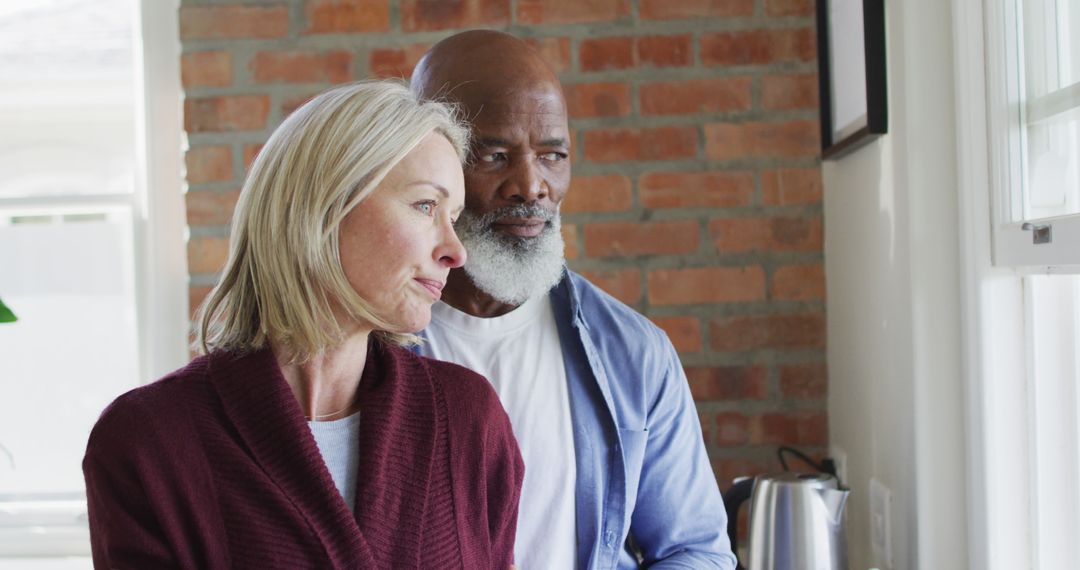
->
[422,295,578,570]
[308,412,361,513]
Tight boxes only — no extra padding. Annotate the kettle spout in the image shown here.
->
[819,488,850,524]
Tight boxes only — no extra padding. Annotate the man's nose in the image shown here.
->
[500,159,547,203]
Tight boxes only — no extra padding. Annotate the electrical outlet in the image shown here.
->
[828,444,848,486]
[870,478,893,570]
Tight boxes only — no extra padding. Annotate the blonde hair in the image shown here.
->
[195,80,469,360]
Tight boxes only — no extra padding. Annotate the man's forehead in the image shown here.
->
[461,86,567,131]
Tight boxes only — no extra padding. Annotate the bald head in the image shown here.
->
[409,31,573,316]
[411,30,563,111]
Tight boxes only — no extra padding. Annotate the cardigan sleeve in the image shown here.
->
[486,402,525,569]
[83,396,181,569]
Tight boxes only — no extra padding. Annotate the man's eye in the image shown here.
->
[540,151,567,162]
[479,152,508,163]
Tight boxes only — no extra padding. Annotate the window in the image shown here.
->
[989,0,1080,267]
[957,0,1080,568]
[0,0,185,562]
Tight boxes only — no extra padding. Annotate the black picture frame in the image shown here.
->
[816,0,888,159]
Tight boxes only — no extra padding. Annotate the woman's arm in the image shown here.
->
[82,393,192,569]
[84,443,178,568]
[485,398,525,569]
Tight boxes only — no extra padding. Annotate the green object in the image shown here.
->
[0,297,16,323]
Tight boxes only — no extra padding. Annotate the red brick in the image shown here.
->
[401,0,510,31]
[580,35,692,71]
[185,96,270,133]
[518,0,630,24]
[243,144,264,169]
[762,168,823,206]
[704,120,820,160]
[564,82,631,118]
[305,0,390,33]
[779,363,828,399]
[640,170,754,209]
[763,73,819,110]
[772,264,825,301]
[251,50,354,84]
[525,37,572,73]
[562,174,632,213]
[701,28,816,66]
[189,285,214,320]
[181,52,233,88]
[185,146,233,184]
[186,190,241,226]
[637,34,692,67]
[709,313,826,351]
[647,266,765,305]
[713,457,773,485]
[687,366,767,400]
[584,126,697,162]
[580,268,641,304]
[708,216,823,253]
[281,92,321,118]
[562,223,579,260]
[640,77,752,116]
[715,412,751,445]
[180,6,289,40]
[766,0,815,16]
[641,0,753,19]
[367,42,429,78]
[579,37,634,72]
[188,236,231,275]
[650,316,702,352]
[584,220,699,257]
[751,412,827,446]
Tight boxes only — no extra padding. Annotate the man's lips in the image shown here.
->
[492,217,548,238]
[414,278,444,300]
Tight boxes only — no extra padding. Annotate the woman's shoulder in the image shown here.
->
[384,344,505,413]
[86,357,212,458]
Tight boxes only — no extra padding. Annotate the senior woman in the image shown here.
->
[82,81,523,569]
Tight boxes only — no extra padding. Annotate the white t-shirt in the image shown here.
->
[422,295,578,570]
[308,412,361,513]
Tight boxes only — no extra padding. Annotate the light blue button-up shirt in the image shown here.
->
[422,269,737,569]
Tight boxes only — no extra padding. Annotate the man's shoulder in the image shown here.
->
[561,270,667,343]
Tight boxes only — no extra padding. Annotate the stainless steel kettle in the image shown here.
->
[723,472,850,570]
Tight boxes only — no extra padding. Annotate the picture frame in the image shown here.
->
[816,0,888,159]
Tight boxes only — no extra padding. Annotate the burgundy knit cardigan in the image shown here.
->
[83,340,523,569]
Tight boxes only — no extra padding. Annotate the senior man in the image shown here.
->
[411,30,736,570]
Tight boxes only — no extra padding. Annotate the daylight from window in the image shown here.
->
[0,0,140,563]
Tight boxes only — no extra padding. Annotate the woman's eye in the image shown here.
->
[414,201,436,216]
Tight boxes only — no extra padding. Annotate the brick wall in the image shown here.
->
[181,0,826,488]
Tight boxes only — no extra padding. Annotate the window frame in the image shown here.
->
[0,0,186,558]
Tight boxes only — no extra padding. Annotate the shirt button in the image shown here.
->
[604,530,616,547]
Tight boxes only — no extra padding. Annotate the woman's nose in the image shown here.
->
[437,223,467,269]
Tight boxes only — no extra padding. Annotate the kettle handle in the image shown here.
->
[722,477,754,570]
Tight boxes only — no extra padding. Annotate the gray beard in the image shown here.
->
[453,204,566,306]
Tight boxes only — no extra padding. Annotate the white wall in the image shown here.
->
[824,0,969,568]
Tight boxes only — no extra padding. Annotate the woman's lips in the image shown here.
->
[492,217,547,238]
[414,278,444,300]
